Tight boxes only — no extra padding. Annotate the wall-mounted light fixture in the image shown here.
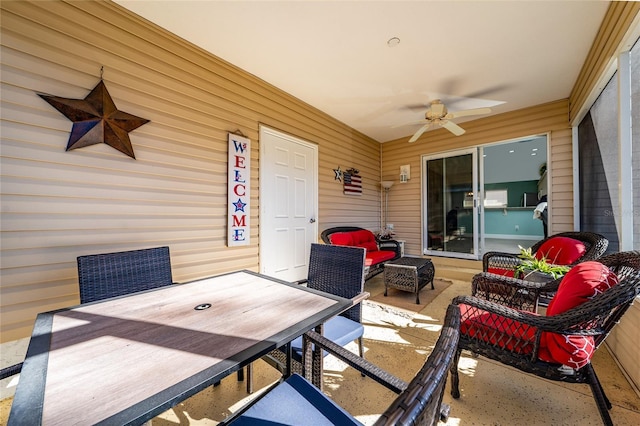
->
[400,164,411,183]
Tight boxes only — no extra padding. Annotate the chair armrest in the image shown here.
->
[378,239,401,257]
[452,293,626,335]
[482,251,522,272]
[302,329,408,394]
[0,362,23,380]
[471,272,561,312]
[350,291,370,306]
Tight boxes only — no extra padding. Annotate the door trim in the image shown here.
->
[258,125,318,279]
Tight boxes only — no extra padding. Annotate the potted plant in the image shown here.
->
[514,246,570,282]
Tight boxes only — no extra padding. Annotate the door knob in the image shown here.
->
[309,218,316,223]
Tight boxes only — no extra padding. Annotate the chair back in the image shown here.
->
[307,243,365,323]
[591,251,640,347]
[77,246,173,303]
[375,304,460,426]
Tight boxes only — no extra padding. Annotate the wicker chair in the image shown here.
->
[77,246,174,303]
[476,231,609,311]
[483,231,608,274]
[226,304,460,426]
[320,226,401,280]
[473,245,620,314]
[450,251,640,426]
[264,243,368,384]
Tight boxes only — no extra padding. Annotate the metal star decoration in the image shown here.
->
[38,80,149,159]
[333,166,342,182]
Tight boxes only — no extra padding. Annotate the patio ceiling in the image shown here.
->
[115,1,609,143]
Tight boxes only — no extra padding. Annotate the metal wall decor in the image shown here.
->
[38,72,149,159]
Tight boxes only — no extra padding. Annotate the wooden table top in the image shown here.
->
[8,270,350,425]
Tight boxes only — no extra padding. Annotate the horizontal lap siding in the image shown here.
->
[0,0,380,342]
[381,100,572,257]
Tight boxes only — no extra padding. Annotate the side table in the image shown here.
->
[383,257,435,304]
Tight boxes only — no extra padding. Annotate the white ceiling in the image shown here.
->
[115,0,609,143]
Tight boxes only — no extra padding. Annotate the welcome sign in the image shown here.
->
[228,133,250,246]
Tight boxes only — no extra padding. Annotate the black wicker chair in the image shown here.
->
[226,304,460,426]
[477,231,609,311]
[77,246,174,303]
[483,231,608,274]
[0,363,23,381]
[451,251,640,426]
[262,243,368,386]
[473,241,617,314]
[321,226,401,280]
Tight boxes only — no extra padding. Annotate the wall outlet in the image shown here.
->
[386,223,394,230]
[515,225,519,231]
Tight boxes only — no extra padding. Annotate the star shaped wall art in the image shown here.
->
[38,80,149,159]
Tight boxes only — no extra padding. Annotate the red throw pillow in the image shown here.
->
[539,261,618,369]
[329,233,353,246]
[535,236,587,265]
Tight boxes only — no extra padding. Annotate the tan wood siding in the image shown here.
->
[0,0,381,342]
[381,100,572,257]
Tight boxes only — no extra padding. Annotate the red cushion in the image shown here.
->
[329,233,353,246]
[351,230,379,252]
[487,267,516,278]
[365,250,396,266]
[459,304,537,354]
[535,237,587,265]
[540,261,618,368]
[546,261,618,315]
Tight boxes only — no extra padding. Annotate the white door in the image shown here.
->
[259,126,317,281]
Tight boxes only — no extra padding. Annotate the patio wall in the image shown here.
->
[380,100,573,257]
[0,0,382,342]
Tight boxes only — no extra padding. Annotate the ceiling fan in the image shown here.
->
[401,99,491,142]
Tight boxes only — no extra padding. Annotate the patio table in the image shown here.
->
[8,270,350,425]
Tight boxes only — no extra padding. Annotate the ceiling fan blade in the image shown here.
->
[449,107,492,119]
[442,120,466,136]
[409,123,430,142]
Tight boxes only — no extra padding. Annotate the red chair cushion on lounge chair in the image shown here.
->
[365,249,396,266]
[487,267,516,277]
[459,304,537,354]
[329,232,353,246]
[535,236,587,265]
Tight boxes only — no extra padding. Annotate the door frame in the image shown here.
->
[258,125,318,280]
[421,148,479,260]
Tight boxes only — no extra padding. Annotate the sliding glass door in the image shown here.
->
[423,149,478,259]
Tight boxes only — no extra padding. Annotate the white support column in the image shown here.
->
[618,50,633,250]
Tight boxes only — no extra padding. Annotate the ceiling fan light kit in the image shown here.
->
[405,99,491,143]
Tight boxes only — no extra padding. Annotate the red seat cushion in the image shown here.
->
[535,236,587,265]
[487,267,516,278]
[459,304,537,354]
[539,261,618,368]
[329,233,353,246]
[365,250,396,266]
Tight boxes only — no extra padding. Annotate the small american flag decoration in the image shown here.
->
[343,168,362,196]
